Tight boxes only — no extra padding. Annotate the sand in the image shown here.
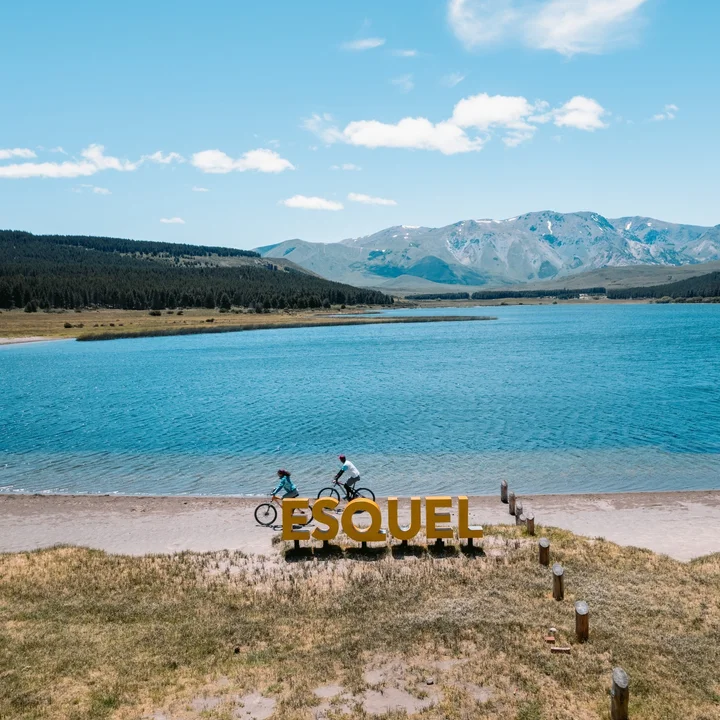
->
[0,336,65,345]
[2,491,719,561]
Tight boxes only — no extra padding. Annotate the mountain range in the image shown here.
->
[256,211,720,290]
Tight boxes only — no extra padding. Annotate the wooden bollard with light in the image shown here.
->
[538,537,550,566]
[610,667,629,720]
[552,563,564,601]
[575,600,589,642]
[508,492,516,516]
[500,480,508,504]
[526,512,535,535]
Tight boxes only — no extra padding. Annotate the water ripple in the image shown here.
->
[0,304,719,496]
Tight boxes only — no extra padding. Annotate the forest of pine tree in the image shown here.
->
[607,272,720,300]
[0,230,392,311]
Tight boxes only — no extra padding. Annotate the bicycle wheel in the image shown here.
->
[354,487,376,501]
[254,502,278,526]
[317,486,341,501]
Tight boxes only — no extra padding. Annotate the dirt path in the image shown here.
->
[2,491,718,560]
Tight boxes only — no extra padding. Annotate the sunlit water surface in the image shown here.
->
[1,304,718,497]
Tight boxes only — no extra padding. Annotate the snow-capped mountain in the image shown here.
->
[256,211,720,288]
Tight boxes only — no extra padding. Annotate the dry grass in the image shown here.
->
[1,526,719,719]
[0,308,493,342]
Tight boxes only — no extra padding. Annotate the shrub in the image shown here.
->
[63,322,72,328]
[24,300,38,313]
[148,310,162,316]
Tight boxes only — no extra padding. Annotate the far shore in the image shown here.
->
[2,489,718,561]
[0,307,494,343]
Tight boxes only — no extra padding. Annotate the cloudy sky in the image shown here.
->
[1,0,717,247]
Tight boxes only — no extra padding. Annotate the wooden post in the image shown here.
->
[500,480,508,504]
[508,492,516,516]
[552,563,564,601]
[515,501,524,522]
[526,513,535,536]
[575,601,589,642]
[539,537,550,566]
[610,667,629,720]
[516,512,526,527]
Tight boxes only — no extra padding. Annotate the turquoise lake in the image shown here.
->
[1,304,719,497]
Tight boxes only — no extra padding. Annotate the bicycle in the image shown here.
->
[254,493,311,527]
[316,478,376,502]
[254,496,281,526]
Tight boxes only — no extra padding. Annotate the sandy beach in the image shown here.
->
[2,490,718,561]
[0,336,65,345]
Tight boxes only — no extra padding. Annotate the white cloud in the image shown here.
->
[348,192,397,206]
[393,49,418,57]
[160,217,185,224]
[331,163,362,171]
[448,0,519,48]
[342,118,484,155]
[651,104,679,122]
[281,195,343,211]
[552,96,608,130]
[528,0,649,55]
[49,146,67,154]
[80,144,138,171]
[0,148,36,160]
[341,37,385,51]
[303,114,345,144]
[71,183,110,194]
[448,0,650,56]
[441,72,466,87]
[304,92,608,155]
[144,151,185,164]
[451,92,549,146]
[0,144,137,179]
[391,74,415,93]
[191,148,294,174]
[192,186,210,192]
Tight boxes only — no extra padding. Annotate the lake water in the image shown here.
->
[1,304,719,497]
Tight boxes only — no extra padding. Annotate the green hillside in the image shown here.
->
[0,230,392,311]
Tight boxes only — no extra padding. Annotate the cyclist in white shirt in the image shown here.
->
[335,455,361,500]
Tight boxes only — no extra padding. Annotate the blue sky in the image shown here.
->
[1,0,718,248]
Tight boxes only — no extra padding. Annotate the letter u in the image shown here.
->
[388,497,422,540]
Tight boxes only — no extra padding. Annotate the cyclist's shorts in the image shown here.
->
[283,489,299,499]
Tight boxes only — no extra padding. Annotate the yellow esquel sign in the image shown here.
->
[282,496,483,543]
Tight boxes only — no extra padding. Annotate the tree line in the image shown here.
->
[0,231,392,310]
[470,287,607,300]
[607,272,720,300]
[406,292,471,300]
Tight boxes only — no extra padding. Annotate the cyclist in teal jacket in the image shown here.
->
[271,469,299,501]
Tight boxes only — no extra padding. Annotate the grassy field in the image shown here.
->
[0,308,496,342]
[1,526,718,720]
[0,308,363,340]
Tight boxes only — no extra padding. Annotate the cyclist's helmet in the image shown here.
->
[338,455,346,462]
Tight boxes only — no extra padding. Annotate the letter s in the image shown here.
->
[312,496,340,541]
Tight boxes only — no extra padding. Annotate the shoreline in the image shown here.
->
[0,335,68,346]
[3,489,719,561]
[0,311,495,344]
[75,314,494,341]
